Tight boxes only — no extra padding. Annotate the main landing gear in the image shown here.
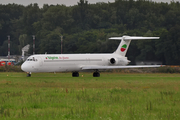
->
[72,71,100,77]
[72,72,79,77]
[93,71,100,77]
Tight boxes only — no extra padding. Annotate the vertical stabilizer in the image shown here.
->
[114,39,131,56]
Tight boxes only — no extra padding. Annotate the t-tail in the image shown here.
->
[109,36,160,57]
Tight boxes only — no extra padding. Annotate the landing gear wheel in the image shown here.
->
[93,72,100,77]
[72,72,79,77]
[27,73,31,77]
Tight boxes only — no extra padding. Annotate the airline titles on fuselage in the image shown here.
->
[46,56,69,60]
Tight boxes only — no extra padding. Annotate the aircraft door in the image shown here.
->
[37,56,43,66]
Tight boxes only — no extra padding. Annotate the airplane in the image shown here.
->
[21,36,162,77]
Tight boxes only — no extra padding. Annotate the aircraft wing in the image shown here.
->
[81,65,163,70]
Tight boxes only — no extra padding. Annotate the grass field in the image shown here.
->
[0,72,180,120]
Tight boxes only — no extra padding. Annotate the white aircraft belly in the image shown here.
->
[40,63,81,72]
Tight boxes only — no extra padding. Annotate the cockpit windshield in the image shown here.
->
[27,59,33,61]
[26,57,38,61]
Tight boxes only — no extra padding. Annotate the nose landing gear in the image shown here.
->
[27,72,31,77]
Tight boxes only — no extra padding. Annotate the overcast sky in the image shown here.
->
[0,0,179,8]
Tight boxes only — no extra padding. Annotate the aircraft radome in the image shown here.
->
[21,36,162,77]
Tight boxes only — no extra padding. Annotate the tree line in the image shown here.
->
[0,0,180,65]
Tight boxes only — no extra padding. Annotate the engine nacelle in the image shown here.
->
[109,58,116,64]
[109,57,129,65]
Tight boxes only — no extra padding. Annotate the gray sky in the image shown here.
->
[0,0,179,8]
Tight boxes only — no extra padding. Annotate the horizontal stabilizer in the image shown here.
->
[109,36,160,40]
[82,65,163,70]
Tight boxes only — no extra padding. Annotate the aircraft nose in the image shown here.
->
[21,63,28,72]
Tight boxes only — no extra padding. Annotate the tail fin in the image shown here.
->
[109,36,160,57]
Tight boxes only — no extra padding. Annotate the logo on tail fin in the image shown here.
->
[121,44,127,52]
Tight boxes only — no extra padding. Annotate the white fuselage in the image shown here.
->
[21,53,129,73]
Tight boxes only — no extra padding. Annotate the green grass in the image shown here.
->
[0,72,180,120]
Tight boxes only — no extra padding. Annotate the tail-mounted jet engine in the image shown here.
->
[109,58,116,64]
